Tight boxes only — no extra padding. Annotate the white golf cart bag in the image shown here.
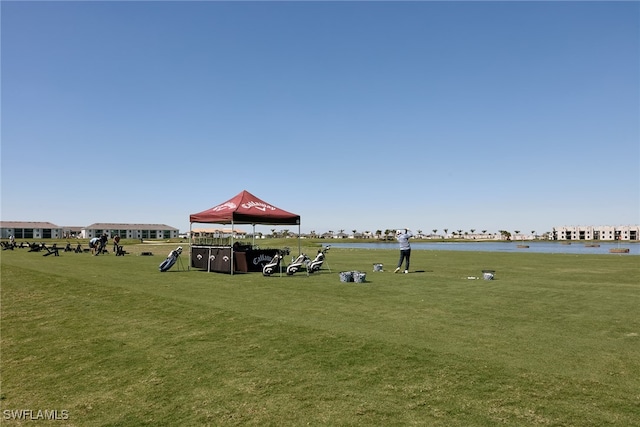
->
[308,246,330,274]
[286,253,309,276]
[263,253,283,276]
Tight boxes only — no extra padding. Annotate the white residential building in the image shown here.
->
[84,223,179,240]
[1,221,179,240]
[0,222,63,239]
[552,225,639,241]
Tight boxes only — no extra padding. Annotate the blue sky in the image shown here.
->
[2,1,638,235]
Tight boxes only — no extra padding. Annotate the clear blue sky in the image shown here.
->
[2,1,638,235]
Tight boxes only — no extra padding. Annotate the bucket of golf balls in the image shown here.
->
[339,271,353,282]
[352,271,367,283]
[482,270,495,280]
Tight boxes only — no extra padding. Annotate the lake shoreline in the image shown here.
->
[327,240,639,255]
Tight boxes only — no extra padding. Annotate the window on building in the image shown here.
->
[43,229,52,238]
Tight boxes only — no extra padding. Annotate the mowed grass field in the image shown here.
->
[1,241,639,426]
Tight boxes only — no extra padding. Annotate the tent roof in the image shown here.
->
[189,190,300,226]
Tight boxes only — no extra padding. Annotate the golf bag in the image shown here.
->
[262,253,282,276]
[308,246,330,274]
[159,246,183,272]
[286,253,310,276]
[263,248,290,276]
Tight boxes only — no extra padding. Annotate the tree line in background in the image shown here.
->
[256,229,547,240]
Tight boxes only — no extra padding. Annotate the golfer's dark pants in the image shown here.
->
[397,249,411,270]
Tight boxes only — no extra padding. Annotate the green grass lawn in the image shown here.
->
[1,243,638,426]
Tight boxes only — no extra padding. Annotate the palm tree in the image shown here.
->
[443,228,448,239]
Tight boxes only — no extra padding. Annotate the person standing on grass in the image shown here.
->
[113,235,121,253]
[394,228,413,274]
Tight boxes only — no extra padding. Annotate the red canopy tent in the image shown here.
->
[189,190,301,273]
[190,190,300,226]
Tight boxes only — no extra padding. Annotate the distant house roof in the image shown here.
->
[85,223,179,231]
[0,221,61,229]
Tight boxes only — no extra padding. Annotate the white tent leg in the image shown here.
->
[230,221,234,276]
[188,223,192,271]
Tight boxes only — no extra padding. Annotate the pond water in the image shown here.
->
[328,241,639,255]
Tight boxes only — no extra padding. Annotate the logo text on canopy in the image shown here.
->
[241,201,276,212]
[212,202,237,212]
